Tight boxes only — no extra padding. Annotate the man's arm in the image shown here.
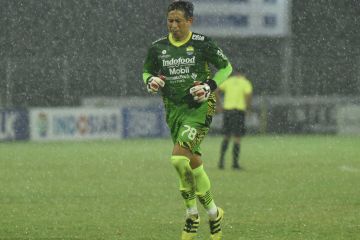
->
[189,37,232,103]
[212,63,233,87]
[203,37,233,88]
[142,45,158,84]
[189,63,232,103]
[143,72,153,84]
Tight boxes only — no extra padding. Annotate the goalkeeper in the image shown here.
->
[142,1,232,240]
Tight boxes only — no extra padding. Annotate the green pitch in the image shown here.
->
[0,135,359,239]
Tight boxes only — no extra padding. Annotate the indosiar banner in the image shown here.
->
[30,108,123,140]
[0,108,29,141]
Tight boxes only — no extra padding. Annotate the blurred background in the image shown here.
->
[0,0,359,140]
[1,0,359,106]
[1,2,360,238]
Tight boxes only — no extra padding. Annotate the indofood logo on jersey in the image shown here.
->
[162,56,195,67]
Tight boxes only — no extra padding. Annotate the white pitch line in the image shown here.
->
[340,165,359,173]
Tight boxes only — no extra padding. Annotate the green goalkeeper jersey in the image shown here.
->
[143,32,231,105]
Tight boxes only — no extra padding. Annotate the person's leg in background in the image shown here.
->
[232,136,241,169]
[218,110,231,169]
[232,111,246,169]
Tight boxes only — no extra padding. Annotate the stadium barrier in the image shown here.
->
[29,108,123,141]
[1,96,360,142]
[122,106,169,138]
[336,104,360,135]
[0,108,29,141]
[83,96,360,135]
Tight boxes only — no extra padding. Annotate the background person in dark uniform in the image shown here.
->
[215,68,253,170]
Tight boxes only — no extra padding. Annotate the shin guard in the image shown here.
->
[171,156,196,208]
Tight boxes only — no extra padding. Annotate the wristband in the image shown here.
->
[205,79,217,91]
[146,76,153,84]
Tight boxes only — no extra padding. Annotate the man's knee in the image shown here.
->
[172,144,202,169]
[170,155,190,172]
[170,155,195,189]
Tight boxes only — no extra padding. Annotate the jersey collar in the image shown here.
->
[169,31,192,47]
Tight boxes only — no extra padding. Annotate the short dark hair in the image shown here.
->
[167,1,194,19]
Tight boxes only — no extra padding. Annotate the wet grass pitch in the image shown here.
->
[1,135,359,239]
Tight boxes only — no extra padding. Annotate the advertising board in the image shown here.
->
[337,105,360,135]
[192,0,290,37]
[30,108,122,140]
[0,109,29,141]
[122,107,169,138]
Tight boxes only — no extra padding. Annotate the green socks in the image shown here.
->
[171,156,197,209]
[192,165,217,212]
[171,156,217,217]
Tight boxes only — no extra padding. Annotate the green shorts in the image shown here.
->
[164,94,216,155]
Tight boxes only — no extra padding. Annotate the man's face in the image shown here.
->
[167,10,192,41]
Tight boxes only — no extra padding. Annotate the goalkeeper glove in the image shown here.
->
[146,75,165,94]
[189,79,217,103]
